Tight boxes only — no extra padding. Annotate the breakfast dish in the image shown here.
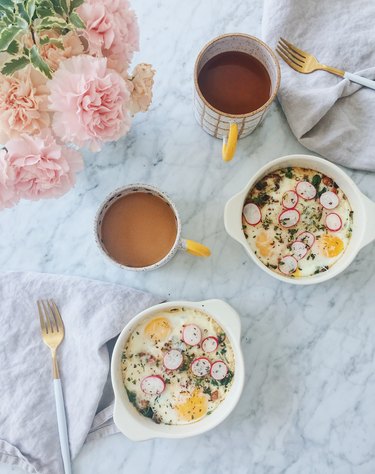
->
[242,167,353,277]
[121,307,235,425]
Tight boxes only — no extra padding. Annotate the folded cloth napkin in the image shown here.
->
[262,0,375,171]
[0,272,163,474]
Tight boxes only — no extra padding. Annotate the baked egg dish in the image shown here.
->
[121,307,235,425]
[242,167,353,278]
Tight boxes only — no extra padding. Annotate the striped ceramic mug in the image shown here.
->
[194,33,280,162]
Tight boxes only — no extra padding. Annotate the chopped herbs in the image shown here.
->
[311,174,321,189]
[284,167,294,179]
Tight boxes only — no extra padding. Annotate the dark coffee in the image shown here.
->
[198,51,271,115]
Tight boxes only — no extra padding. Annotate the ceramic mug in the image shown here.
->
[95,184,211,271]
[194,33,280,162]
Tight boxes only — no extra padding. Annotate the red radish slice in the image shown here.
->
[325,213,342,232]
[243,203,261,226]
[191,357,211,377]
[278,209,300,228]
[282,190,299,209]
[278,255,298,275]
[296,181,317,200]
[201,336,219,353]
[141,375,165,395]
[210,360,228,381]
[291,241,308,260]
[182,324,201,346]
[320,191,339,210]
[163,349,183,370]
[296,231,315,248]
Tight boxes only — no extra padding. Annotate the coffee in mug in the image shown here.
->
[194,33,280,162]
[95,184,211,271]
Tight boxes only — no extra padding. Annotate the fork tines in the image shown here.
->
[276,37,307,72]
[37,299,64,335]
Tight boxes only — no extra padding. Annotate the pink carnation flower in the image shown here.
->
[0,66,50,143]
[78,0,139,73]
[0,131,83,208]
[0,149,18,208]
[48,55,131,151]
[39,31,84,71]
[127,63,155,115]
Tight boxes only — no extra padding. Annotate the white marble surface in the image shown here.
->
[2,0,375,473]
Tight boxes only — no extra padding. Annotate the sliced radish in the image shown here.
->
[320,191,339,210]
[295,181,317,200]
[182,324,201,346]
[278,255,298,275]
[243,203,261,226]
[191,357,211,377]
[163,349,183,370]
[291,241,308,260]
[296,231,315,248]
[278,209,300,228]
[282,190,299,209]
[325,213,342,232]
[140,375,165,395]
[210,360,228,381]
[201,336,219,353]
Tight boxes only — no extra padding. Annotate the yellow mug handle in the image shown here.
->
[183,239,211,257]
[222,123,238,162]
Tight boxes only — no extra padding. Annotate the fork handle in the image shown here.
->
[54,379,72,474]
[344,72,375,90]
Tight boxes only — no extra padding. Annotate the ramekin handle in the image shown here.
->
[224,192,245,243]
[361,193,375,249]
[200,299,242,342]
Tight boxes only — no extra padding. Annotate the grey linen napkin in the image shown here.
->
[0,272,163,474]
[262,0,375,171]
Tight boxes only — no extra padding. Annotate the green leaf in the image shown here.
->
[39,35,64,48]
[1,55,29,75]
[69,10,84,28]
[0,0,15,13]
[0,26,21,51]
[50,0,64,15]
[35,0,55,17]
[0,9,15,24]
[35,14,67,29]
[6,39,19,54]
[30,44,52,78]
[60,0,68,14]
[69,0,83,11]
[26,0,35,18]
[16,2,29,23]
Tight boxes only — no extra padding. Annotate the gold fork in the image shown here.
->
[38,300,72,474]
[276,37,375,90]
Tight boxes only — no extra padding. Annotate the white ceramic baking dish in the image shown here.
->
[224,154,375,285]
[111,299,245,440]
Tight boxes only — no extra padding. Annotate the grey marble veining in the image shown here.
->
[1,0,375,473]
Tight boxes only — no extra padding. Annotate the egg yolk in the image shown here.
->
[319,235,344,258]
[255,231,273,257]
[144,317,171,341]
[177,389,208,421]
[293,268,302,277]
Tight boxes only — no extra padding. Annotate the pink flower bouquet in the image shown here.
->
[0,0,155,208]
